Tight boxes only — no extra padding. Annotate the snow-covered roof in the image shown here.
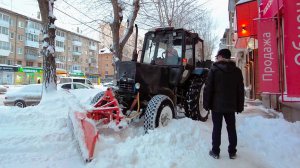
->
[99,47,112,54]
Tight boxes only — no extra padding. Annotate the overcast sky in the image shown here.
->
[0,0,229,55]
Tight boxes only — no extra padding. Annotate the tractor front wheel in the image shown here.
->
[144,95,174,133]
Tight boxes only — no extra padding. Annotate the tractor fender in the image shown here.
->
[155,87,175,103]
[192,68,209,77]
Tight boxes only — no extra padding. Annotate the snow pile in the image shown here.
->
[239,116,300,168]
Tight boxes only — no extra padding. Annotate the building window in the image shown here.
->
[72,45,81,52]
[18,34,23,41]
[56,30,65,37]
[18,21,24,28]
[10,32,14,39]
[26,61,33,66]
[9,18,14,26]
[7,60,12,65]
[27,21,41,30]
[26,33,38,42]
[0,26,9,35]
[0,13,10,22]
[18,48,23,54]
[17,61,22,65]
[10,44,13,53]
[105,71,108,75]
[55,41,64,48]
[0,41,10,50]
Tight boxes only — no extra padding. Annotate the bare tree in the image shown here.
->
[61,0,140,61]
[139,0,207,27]
[192,12,218,60]
[109,0,140,61]
[37,0,57,93]
[139,0,217,60]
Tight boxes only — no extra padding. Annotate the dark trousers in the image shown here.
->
[211,112,237,155]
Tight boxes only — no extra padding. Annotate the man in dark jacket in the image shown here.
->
[203,48,244,159]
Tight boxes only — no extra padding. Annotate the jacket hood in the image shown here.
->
[212,60,237,73]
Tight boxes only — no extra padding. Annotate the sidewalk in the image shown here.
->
[243,99,281,119]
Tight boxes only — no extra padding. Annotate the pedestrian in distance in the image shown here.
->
[203,48,245,159]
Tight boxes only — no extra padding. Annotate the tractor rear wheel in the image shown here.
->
[184,77,209,121]
[144,95,174,133]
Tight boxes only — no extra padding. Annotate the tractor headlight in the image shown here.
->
[135,83,140,89]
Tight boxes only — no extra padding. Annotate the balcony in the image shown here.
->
[25,54,38,61]
[55,58,64,64]
[89,62,98,67]
[72,40,82,46]
[56,36,65,42]
[88,57,97,63]
[89,45,97,51]
[72,51,81,56]
[0,49,10,56]
[0,34,9,42]
[25,40,39,48]
[25,28,40,35]
[56,47,64,53]
[0,20,9,28]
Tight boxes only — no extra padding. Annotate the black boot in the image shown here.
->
[209,150,220,159]
[229,153,237,159]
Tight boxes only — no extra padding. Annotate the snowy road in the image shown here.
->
[0,90,299,168]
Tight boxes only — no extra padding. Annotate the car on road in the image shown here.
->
[3,83,93,108]
[3,84,42,108]
[58,77,94,88]
[58,82,93,90]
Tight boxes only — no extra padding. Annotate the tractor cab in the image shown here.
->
[141,28,204,68]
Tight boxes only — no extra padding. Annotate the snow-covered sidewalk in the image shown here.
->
[0,91,299,168]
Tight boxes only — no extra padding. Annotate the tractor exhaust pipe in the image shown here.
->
[132,24,138,62]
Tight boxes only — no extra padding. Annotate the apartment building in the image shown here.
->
[98,48,114,81]
[0,7,100,84]
[99,23,144,61]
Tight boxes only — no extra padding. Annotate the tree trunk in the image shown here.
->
[110,0,140,61]
[38,0,57,93]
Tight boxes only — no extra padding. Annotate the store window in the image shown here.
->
[26,61,33,66]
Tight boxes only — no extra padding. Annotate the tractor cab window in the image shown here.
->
[185,37,194,66]
[143,31,182,65]
[195,40,204,62]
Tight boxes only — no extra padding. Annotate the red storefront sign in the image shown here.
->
[284,1,300,97]
[236,0,258,38]
[257,19,279,93]
[260,0,283,18]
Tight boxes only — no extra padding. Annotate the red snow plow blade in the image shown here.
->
[69,112,99,162]
[69,88,123,162]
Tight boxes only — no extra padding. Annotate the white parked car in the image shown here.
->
[58,77,94,88]
[3,84,42,108]
[58,82,93,90]
[0,85,8,94]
